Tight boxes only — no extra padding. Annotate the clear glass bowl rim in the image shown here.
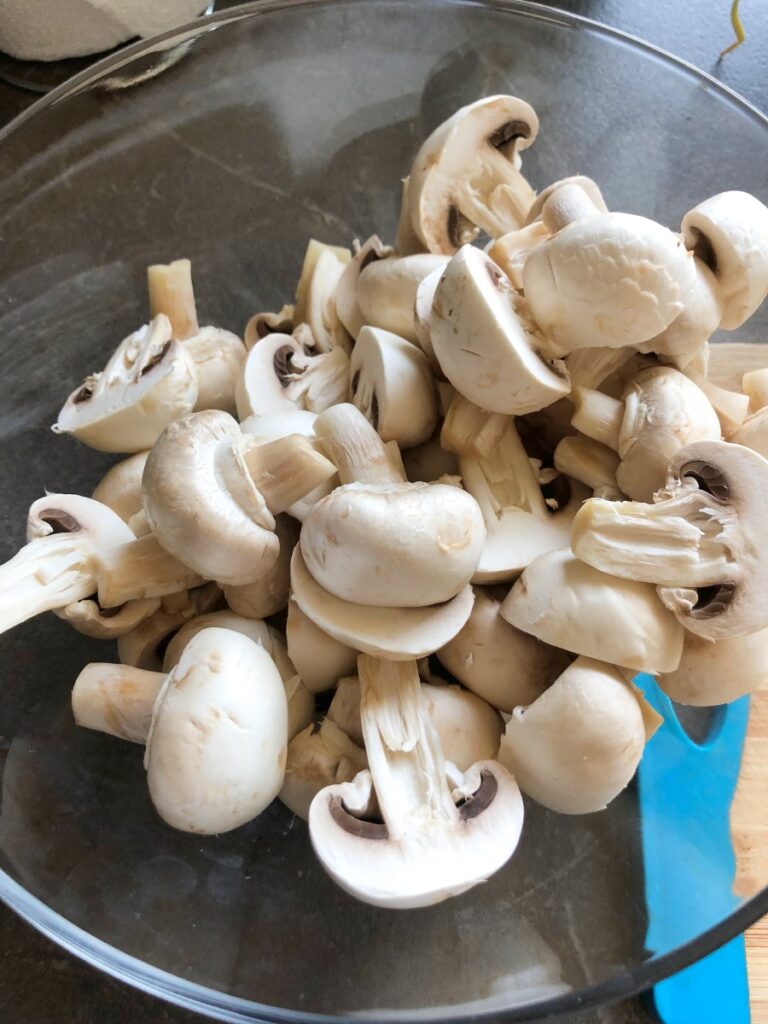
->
[1,1,767,1020]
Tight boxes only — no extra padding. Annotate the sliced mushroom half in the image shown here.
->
[355,253,448,343]
[293,239,352,353]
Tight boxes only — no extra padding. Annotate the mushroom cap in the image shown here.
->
[336,235,393,340]
[437,587,571,711]
[408,95,539,254]
[498,656,646,814]
[682,191,768,330]
[221,513,298,619]
[143,410,278,586]
[642,258,722,364]
[524,176,608,225]
[523,213,696,352]
[356,254,448,343]
[91,451,149,523]
[431,245,570,415]
[181,326,245,415]
[615,366,721,501]
[349,326,438,448]
[290,547,475,660]
[300,482,485,607]
[501,548,684,673]
[161,610,293,679]
[285,599,358,694]
[656,440,768,640]
[55,317,198,453]
[308,760,524,909]
[145,626,288,834]
[659,627,768,706]
[280,719,367,821]
[235,333,305,419]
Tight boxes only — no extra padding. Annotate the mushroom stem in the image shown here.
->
[487,221,549,290]
[570,387,623,451]
[743,369,768,412]
[314,403,404,484]
[0,535,95,634]
[571,490,737,588]
[241,434,337,514]
[95,534,204,608]
[440,394,509,458]
[459,156,535,239]
[72,662,163,743]
[554,435,622,499]
[147,259,199,341]
[540,183,600,233]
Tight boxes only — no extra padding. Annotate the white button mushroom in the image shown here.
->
[431,245,570,415]
[658,626,768,706]
[524,175,608,225]
[75,627,288,833]
[437,587,572,712]
[523,188,697,354]
[498,656,652,815]
[147,259,245,415]
[642,258,722,369]
[285,599,358,694]
[681,191,768,330]
[91,451,149,524]
[335,235,393,339]
[244,304,295,350]
[572,440,768,641]
[570,366,721,501]
[280,718,368,821]
[407,96,539,254]
[501,548,684,674]
[142,411,336,586]
[355,253,449,343]
[487,220,550,290]
[54,315,199,453]
[293,239,352,353]
[309,655,524,908]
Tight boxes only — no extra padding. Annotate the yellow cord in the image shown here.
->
[720,0,745,57]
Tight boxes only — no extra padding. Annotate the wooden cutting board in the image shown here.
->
[731,680,768,1022]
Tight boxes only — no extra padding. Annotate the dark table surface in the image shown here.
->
[0,1,766,1022]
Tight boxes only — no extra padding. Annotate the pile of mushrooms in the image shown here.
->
[2,94,768,910]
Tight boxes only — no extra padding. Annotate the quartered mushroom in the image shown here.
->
[293,239,352,353]
[354,253,449,343]
[309,655,524,908]
[221,514,299,619]
[437,586,571,711]
[431,245,570,415]
[73,627,287,833]
[681,191,768,329]
[244,304,295,350]
[407,95,539,255]
[235,329,349,420]
[571,439,768,641]
[91,451,149,523]
[570,366,721,501]
[147,258,245,414]
[285,599,357,694]
[54,315,198,453]
[142,410,336,586]
[523,184,697,354]
[553,435,622,500]
[349,326,438,448]
[0,494,201,637]
[335,235,393,339]
[498,656,656,814]
[501,548,684,673]
[459,419,586,581]
[117,583,223,670]
[658,626,768,706]
[280,718,368,821]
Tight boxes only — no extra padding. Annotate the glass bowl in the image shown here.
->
[0,1,766,1020]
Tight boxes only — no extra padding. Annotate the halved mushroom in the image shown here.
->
[335,236,393,339]
[235,330,349,420]
[244,304,295,350]
[293,239,352,353]
[147,258,245,414]
[0,494,201,636]
[143,411,336,586]
[327,674,503,769]
[501,548,684,673]
[309,655,524,908]
[437,587,571,711]
[355,254,448,343]
[54,315,198,453]
[74,627,287,833]
[459,419,586,582]
[117,582,223,670]
[91,451,149,523]
[280,719,368,821]
[221,514,299,619]
[286,599,358,694]
[349,327,438,448]
[570,366,721,501]
[523,186,696,354]
[658,626,768,706]
[681,191,768,329]
[571,439,768,641]
[431,245,570,415]
[498,656,651,814]
[412,265,445,373]
[407,95,539,255]
[553,435,622,500]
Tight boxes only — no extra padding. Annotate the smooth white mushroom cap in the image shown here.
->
[286,599,358,694]
[182,327,245,415]
[145,627,287,834]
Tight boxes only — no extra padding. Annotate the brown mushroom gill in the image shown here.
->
[687,227,719,275]
[681,461,730,502]
[273,346,303,388]
[489,119,532,153]
[73,385,94,404]
[677,459,736,615]
[139,340,172,378]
